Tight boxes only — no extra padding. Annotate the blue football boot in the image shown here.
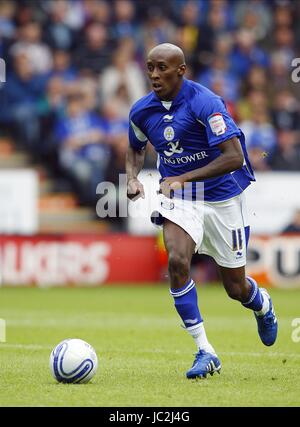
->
[254,288,278,346]
[186,350,221,379]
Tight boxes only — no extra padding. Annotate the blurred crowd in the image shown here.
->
[0,0,300,206]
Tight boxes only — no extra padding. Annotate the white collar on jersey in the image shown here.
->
[161,100,172,110]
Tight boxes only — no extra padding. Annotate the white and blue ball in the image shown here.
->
[50,338,98,384]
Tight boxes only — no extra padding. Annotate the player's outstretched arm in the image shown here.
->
[184,137,244,181]
[126,145,146,200]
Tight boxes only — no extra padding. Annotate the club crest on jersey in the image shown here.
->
[208,113,227,136]
[164,126,175,141]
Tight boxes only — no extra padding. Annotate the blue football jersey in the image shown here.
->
[128,78,255,201]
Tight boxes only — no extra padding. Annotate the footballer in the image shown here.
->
[126,43,277,379]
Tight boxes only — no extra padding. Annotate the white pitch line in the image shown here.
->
[0,343,52,350]
[1,343,300,358]
[221,351,300,358]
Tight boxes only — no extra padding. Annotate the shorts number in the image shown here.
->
[232,228,243,251]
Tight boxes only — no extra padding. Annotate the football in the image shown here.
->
[49,338,98,384]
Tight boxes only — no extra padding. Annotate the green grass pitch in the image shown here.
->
[0,285,300,407]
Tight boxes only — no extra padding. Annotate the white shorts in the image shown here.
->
[151,192,249,268]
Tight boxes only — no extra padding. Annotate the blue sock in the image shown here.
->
[242,276,263,311]
[170,279,203,328]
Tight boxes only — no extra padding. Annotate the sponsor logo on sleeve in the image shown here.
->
[208,113,227,136]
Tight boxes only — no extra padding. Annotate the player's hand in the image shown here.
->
[127,178,145,201]
[159,176,185,199]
